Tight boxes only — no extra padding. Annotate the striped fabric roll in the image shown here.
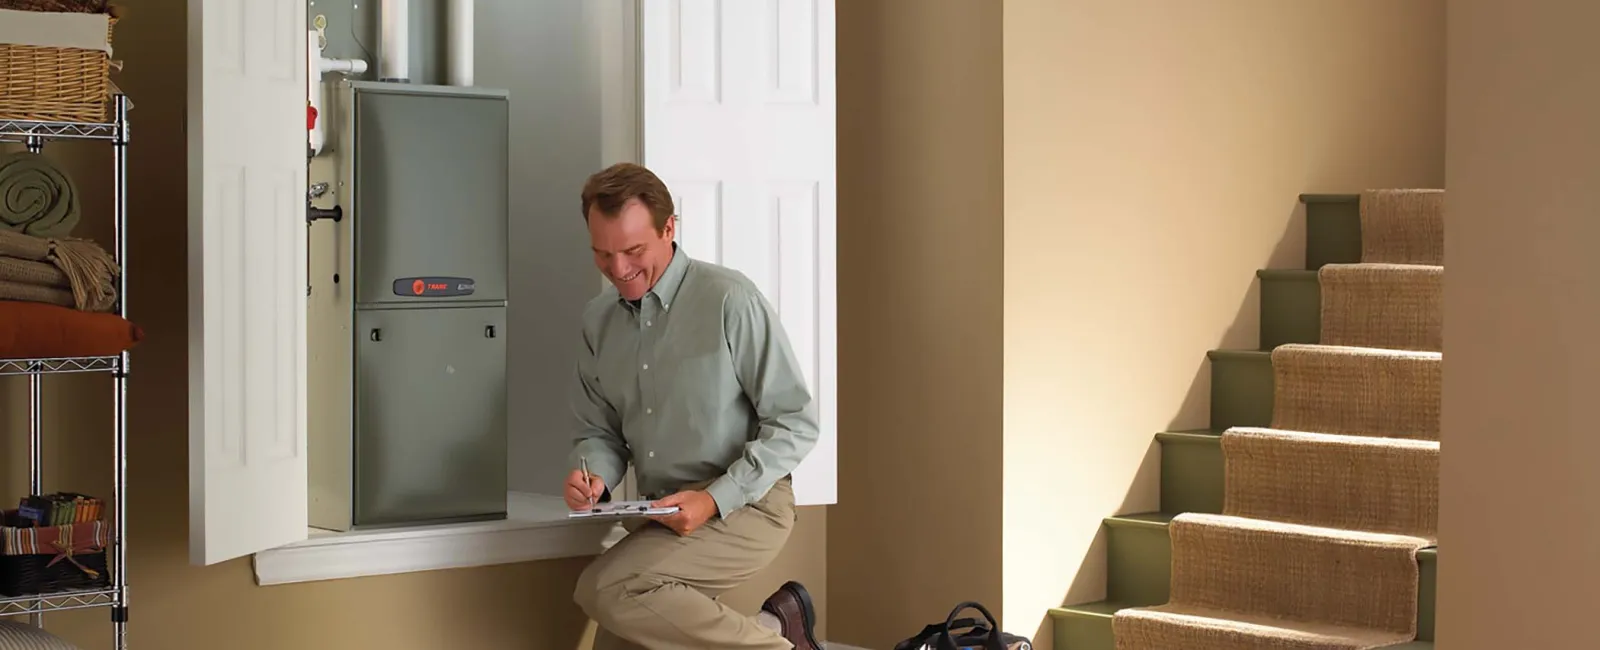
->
[0,621,82,650]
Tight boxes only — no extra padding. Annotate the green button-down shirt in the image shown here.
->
[567,245,819,516]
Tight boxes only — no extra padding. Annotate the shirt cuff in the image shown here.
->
[705,475,748,518]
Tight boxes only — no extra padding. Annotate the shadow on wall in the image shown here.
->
[1165,199,1309,433]
[1039,192,1413,644]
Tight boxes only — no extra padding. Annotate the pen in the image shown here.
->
[581,457,595,508]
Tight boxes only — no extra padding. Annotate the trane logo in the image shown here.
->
[395,277,476,297]
[411,280,454,294]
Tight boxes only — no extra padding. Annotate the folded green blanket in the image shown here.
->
[0,151,82,239]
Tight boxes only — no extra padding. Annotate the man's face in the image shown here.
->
[588,198,676,301]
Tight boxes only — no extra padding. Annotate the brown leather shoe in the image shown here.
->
[761,580,822,649]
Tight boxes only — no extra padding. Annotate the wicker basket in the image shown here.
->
[0,10,118,123]
[0,516,110,597]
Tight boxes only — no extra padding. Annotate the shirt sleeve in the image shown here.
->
[567,326,629,498]
[705,285,821,516]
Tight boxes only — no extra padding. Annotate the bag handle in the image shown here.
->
[892,618,989,650]
[937,602,1004,650]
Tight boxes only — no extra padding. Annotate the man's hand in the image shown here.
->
[564,469,606,511]
[648,490,718,535]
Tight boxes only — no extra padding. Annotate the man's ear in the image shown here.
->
[662,215,678,241]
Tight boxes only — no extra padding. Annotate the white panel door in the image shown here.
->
[187,0,309,565]
[641,0,837,505]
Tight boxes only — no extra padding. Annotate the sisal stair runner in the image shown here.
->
[1357,190,1442,266]
[1318,263,1441,352]
[1221,428,1438,539]
[1112,189,1444,650]
[1270,344,1440,441]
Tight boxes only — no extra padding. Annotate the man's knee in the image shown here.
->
[573,559,610,619]
[575,557,656,625]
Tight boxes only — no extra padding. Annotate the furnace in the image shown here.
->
[307,80,511,532]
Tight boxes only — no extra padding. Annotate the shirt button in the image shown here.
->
[642,364,649,370]
[646,320,653,327]
[646,408,653,414]
[648,451,655,458]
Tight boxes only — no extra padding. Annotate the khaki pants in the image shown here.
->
[575,478,797,650]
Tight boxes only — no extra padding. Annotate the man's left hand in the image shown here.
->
[649,490,718,535]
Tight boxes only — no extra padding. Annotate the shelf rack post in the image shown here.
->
[110,92,131,650]
[27,361,41,630]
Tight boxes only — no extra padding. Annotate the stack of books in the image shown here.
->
[5,492,104,528]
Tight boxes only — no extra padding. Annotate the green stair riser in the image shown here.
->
[1418,546,1436,643]
[1062,519,1437,648]
[1206,350,1273,430]
[1053,606,1117,650]
[1301,193,1363,269]
[1157,433,1224,514]
[1258,269,1321,349]
[1105,520,1173,606]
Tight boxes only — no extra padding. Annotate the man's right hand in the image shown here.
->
[564,469,606,511]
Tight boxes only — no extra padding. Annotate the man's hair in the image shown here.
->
[580,163,675,233]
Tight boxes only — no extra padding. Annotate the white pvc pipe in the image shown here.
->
[321,58,368,76]
[446,0,474,86]
[379,0,410,82]
[308,30,323,156]
[307,29,370,157]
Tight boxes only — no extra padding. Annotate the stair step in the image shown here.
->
[1158,428,1440,525]
[1050,603,1435,650]
[1206,345,1440,438]
[1300,193,1362,269]
[1055,513,1437,649]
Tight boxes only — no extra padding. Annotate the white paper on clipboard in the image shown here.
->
[567,500,681,519]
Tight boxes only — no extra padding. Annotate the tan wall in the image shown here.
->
[1002,0,1445,643]
[1437,1,1600,647]
[0,2,824,648]
[827,1,1006,647]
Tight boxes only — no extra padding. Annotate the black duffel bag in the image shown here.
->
[893,601,1033,650]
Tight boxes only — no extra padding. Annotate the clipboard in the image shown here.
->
[567,500,681,519]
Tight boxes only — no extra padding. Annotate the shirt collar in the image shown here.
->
[622,243,690,310]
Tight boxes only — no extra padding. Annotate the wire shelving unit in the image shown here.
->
[0,93,132,649]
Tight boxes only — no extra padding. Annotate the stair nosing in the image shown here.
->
[1102,512,1440,555]
[1299,193,1360,204]
[1104,513,1176,530]
[1257,268,1319,280]
[1048,601,1128,619]
[1155,430,1222,444]
[1206,349,1270,361]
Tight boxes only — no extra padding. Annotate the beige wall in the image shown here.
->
[0,2,824,648]
[1437,1,1600,647]
[1002,0,1444,643]
[827,0,1006,647]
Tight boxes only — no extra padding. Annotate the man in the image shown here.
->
[564,162,823,650]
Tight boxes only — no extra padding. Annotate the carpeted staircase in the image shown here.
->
[1049,190,1444,650]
